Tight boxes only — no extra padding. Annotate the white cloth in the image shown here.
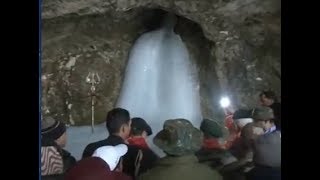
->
[234,118,253,129]
[92,144,128,171]
[264,125,277,134]
[253,126,264,135]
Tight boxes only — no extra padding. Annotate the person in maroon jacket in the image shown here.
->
[65,144,132,180]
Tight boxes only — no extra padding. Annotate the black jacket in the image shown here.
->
[270,102,281,130]
[82,135,125,159]
[123,145,159,178]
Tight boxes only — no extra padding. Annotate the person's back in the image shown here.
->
[247,106,281,180]
[251,107,281,168]
[66,145,132,180]
[136,148,159,174]
[82,108,132,159]
[139,119,222,180]
[41,117,76,180]
[139,155,222,180]
[270,102,281,130]
[253,130,281,168]
[41,139,76,175]
[122,144,159,178]
[82,135,125,158]
[81,108,152,179]
[125,117,160,177]
[41,141,75,180]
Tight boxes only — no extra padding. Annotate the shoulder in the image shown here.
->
[82,139,108,158]
[41,138,58,147]
[271,103,281,110]
[255,132,281,145]
[125,144,140,155]
[61,149,76,160]
[85,139,108,149]
[144,149,160,160]
[41,146,60,157]
[112,172,133,180]
[193,164,223,179]
[61,149,76,161]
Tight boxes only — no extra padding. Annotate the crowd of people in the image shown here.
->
[41,90,281,180]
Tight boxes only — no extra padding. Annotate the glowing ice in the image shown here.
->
[116,14,202,156]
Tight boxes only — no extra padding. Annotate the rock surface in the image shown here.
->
[42,0,281,125]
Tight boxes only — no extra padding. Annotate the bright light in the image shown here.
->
[220,97,230,108]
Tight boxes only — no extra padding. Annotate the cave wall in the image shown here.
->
[174,18,222,119]
[42,0,281,125]
[42,11,145,125]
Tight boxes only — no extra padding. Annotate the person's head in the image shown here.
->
[200,118,228,139]
[130,117,152,139]
[234,118,253,130]
[106,108,131,140]
[92,144,128,171]
[252,107,275,131]
[233,109,255,129]
[259,90,278,106]
[154,118,203,156]
[41,117,67,147]
[241,122,263,142]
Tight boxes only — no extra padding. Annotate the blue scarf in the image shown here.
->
[264,125,277,135]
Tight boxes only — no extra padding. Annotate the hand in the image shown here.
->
[253,127,264,135]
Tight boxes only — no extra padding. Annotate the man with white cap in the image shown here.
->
[65,144,132,180]
[93,144,129,172]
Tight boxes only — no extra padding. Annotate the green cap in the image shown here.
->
[200,118,227,138]
[252,107,275,121]
[153,119,203,156]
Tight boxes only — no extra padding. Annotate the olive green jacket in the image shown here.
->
[138,155,222,180]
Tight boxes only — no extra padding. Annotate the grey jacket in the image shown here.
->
[253,131,281,168]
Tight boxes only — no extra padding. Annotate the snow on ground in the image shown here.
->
[65,123,108,160]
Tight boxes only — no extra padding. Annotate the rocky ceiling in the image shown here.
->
[42,0,280,42]
[41,0,281,125]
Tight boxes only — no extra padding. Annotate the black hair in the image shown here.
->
[106,108,130,134]
[131,129,144,136]
[260,90,278,102]
[130,117,153,136]
[131,118,145,136]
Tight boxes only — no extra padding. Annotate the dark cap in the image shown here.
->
[131,117,152,136]
[252,107,275,121]
[41,117,66,141]
[200,118,225,138]
[233,109,255,120]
